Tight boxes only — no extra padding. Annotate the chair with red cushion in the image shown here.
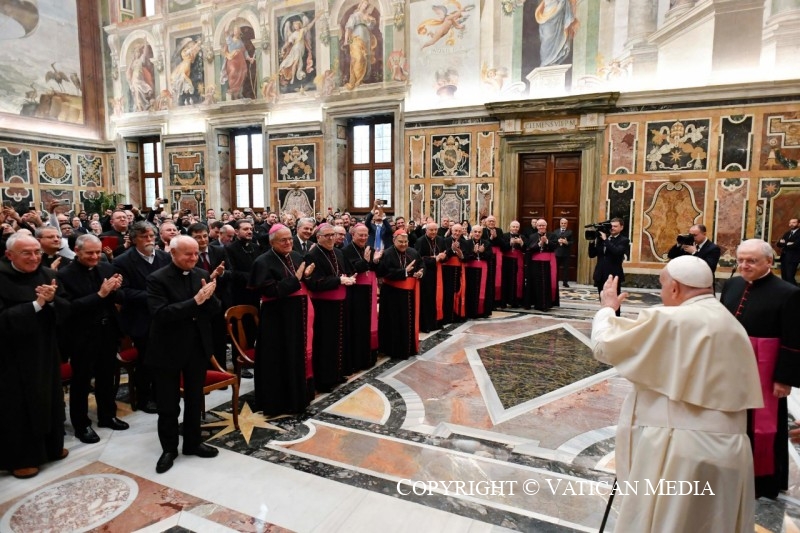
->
[224,305,258,383]
[181,356,240,430]
[115,336,139,410]
[61,361,73,394]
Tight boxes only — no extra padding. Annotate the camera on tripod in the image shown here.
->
[584,220,612,240]
[676,234,694,246]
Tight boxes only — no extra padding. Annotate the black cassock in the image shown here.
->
[442,236,467,324]
[463,238,493,318]
[525,232,559,311]
[0,260,67,471]
[415,235,446,332]
[377,246,424,359]
[342,243,378,371]
[305,246,353,391]
[249,249,313,415]
[500,232,527,307]
[721,273,800,499]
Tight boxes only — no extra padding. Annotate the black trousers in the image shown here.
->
[781,260,799,285]
[131,335,156,406]
[556,255,569,285]
[69,325,118,429]
[153,359,206,453]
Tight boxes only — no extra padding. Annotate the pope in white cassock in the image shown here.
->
[592,255,763,532]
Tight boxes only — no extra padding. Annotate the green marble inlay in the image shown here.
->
[477,327,609,410]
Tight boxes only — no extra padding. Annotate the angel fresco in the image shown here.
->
[127,42,155,112]
[170,36,204,106]
[278,12,318,93]
[340,0,383,90]
[417,0,475,50]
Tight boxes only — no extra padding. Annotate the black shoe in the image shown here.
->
[240,369,253,379]
[563,283,570,288]
[183,443,219,458]
[98,417,130,431]
[137,400,158,414]
[76,426,100,444]
[156,451,178,474]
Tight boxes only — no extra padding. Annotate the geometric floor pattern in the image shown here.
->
[1,285,799,532]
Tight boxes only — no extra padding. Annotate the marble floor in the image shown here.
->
[2,285,799,532]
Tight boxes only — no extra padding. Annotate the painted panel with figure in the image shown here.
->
[339,1,383,91]
[277,10,319,94]
[170,35,205,106]
[221,19,257,101]
[126,40,156,112]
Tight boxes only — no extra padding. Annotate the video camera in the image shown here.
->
[676,234,694,246]
[584,220,612,240]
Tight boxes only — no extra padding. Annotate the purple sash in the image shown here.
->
[530,251,558,301]
[261,286,315,379]
[749,336,780,477]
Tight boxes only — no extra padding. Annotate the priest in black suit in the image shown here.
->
[525,219,559,311]
[147,235,222,474]
[776,217,800,285]
[554,218,574,288]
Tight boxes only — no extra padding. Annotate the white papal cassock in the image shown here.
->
[592,294,763,533]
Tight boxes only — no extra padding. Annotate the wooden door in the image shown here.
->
[518,152,582,280]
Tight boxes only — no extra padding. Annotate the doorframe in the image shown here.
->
[498,131,604,284]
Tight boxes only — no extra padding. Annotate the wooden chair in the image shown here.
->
[114,336,139,411]
[224,305,259,383]
[181,356,240,430]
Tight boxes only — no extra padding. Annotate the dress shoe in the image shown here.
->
[12,467,39,479]
[240,369,253,379]
[57,448,69,460]
[76,426,100,444]
[156,451,178,474]
[183,443,219,458]
[562,283,570,288]
[137,400,158,414]
[98,417,130,431]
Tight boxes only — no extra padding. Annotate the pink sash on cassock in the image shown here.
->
[261,286,315,379]
[492,247,503,296]
[464,259,488,315]
[383,277,420,353]
[750,336,781,477]
[502,249,525,299]
[530,251,558,301]
[355,271,379,350]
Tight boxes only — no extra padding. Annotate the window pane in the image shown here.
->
[157,177,163,200]
[234,135,249,169]
[353,125,370,164]
[143,143,154,173]
[375,169,392,208]
[252,174,264,208]
[144,0,156,16]
[374,123,392,163]
[251,134,263,169]
[145,178,156,208]
[353,170,370,208]
[156,142,162,173]
[235,174,250,207]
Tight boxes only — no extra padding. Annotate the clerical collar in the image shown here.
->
[182,270,190,276]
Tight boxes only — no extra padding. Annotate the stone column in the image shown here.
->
[623,0,659,79]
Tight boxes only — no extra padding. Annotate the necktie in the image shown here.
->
[375,226,382,250]
[201,252,211,272]
[302,241,308,253]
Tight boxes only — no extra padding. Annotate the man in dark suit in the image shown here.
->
[554,218,574,288]
[147,235,221,474]
[225,220,265,308]
[100,210,131,258]
[588,217,629,316]
[777,217,800,285]
[57,234,128,444]
[667,224,721,275]
[293,217,316,254]
[365,202,393,251]
[113,221,171,413]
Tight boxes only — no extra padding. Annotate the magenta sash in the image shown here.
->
[502,249,525,299]
[261,286,315,379]
[355,271,379,350]
[531,251,558,300]
[750,336,780,477]
[492,247,503,295]
[464,259,488,315]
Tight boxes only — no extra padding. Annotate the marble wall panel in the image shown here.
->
[172,189,205,216]
[476,132,495,178]
[607,179,633,235]
[78,154,103,187]
[431,183,470,224]
[607,122,637,175]
[0,147,31,183]
[761,112,800,170]
[109,156,116,189]
[37,153,73,186]
[217,148,231,210]
[409,135,425,179]
[409,183,424,222]
[275,143,316,181]
[1,186,33,211]
[719,115,753,171]
[645,119,710,172]
[39,188,74,211]
[168,150,205,187]
[715,178,748,267]
[760,179,800,247]
[476,183,493,222]
[431,134,471,177]
[278,187,316,218]
[641,181,704,262]
[126,154,140,207]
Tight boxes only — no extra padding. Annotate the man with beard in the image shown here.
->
[482,216,504,308]
[0,233,69,478]
[57,235,128,444]
[113,221,171,413]
[341,213,353,245]
[720,239,800,499]
[463,225,493,318]
[147,236,221,474]
[100,210,131,258]
[500,221,527,308]
[342,224,380,370]
[249,225,316,415]
[776,217,799,285]
[305,224,355,390]
[377,231,424,359]
[525,219,559,311]
[415,221,447,332]
[225,220,265,308]
[442,222,467,323]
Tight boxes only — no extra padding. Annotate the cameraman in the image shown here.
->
[588,217,628,316]
[667,224,720,275]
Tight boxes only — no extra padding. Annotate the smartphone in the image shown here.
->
[59,199,70,205]
[123,204,133,210]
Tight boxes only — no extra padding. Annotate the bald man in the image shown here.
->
[593,256,762,532]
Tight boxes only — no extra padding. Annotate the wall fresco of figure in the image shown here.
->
[126,40,156,112]
[170,35,205,106]
[221,19,257,100]
[278,10,319,94]
[339,0,383,91]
